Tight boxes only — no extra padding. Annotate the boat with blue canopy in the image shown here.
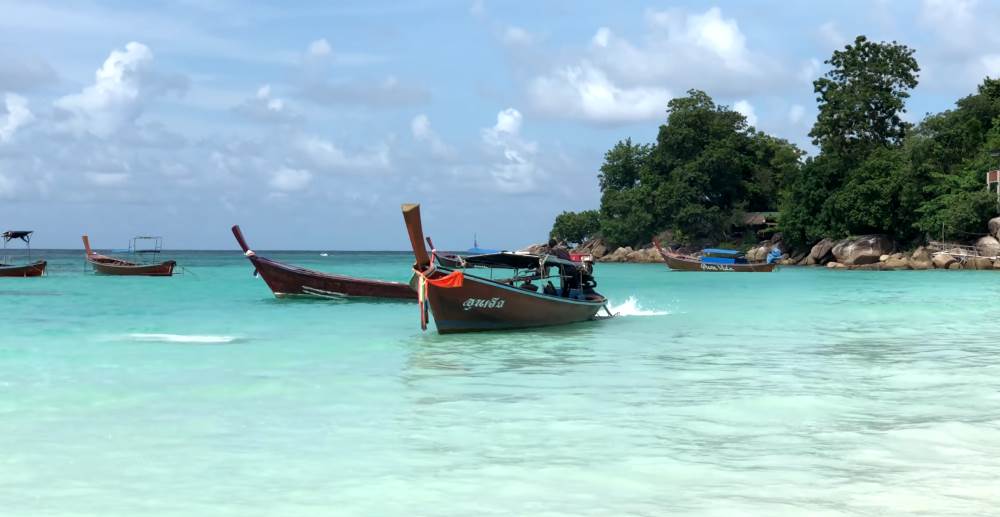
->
[653,240,780,272]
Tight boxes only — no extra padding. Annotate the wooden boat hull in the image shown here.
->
[248,254,416,300]
[231,224,415,301]
[424,267,605,333]
[0,260,46,277]
[89,259,176,276]
[661,252,776,272]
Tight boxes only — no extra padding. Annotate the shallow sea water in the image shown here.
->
[1,250,999,516]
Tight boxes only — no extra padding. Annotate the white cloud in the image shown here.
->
[502,26,533,46]
[643,7,751,71]
[480,108,543,193]
[733,99,757,127]
[591,27,611,48]
[528,61,671,124]
[410,114,455,159]
[233,83,299,123]
[295,135,391,172]
[269,167,312,191]
[53,42,183,138]
[308,38,332,58]
[0,93,34,142]
[523,7,781,124]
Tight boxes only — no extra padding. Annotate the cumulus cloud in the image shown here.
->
[233,84,300,123]
[53,42,185,138]
[0,93,34,142]
[528,61,671,124]
[522,7,780,124]
[733,99,757,127]
[411,114,455,159]
[480,108,543,193]
[269,167,312,191]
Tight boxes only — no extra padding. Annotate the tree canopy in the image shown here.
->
[553,35,1000,252]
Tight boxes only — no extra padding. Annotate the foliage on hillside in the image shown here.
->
[552,36,1000,249]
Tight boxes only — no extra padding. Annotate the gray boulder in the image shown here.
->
[932,252,956,269]
[601,246,633,262]
[831,235,894,265]
[809,238,836,264]
[989,217,1000,239]
[884,257,910,269]
[966,256,994,270]
[574,237,609,259]
[625,247,662,263]
[976,235,1000,258]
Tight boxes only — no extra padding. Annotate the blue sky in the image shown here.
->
[1,0,998,249]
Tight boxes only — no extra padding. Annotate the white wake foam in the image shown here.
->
[128,333,238,344]
[608,296,670,317]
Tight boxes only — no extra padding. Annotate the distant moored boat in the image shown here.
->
[82,235,176,276]
[0,230,46,277]
[653,240,779,272]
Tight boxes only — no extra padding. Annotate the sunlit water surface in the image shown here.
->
[1,250,999,516]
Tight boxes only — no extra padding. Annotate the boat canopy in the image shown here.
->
[702,248,740,255]
[457,251,579,270]
[2,231,32,243]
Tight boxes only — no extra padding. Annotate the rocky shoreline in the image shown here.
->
[550,216,1000,270]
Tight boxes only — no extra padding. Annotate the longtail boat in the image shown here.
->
[652,240,778,272]
[0,231,46,277]
[403,203,612,334]
[82,235,176,276]
[231,225,416,301]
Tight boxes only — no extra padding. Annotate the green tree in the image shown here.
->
[782,35,921,247]
[590,90,800,247]
[550,210,600,244]
[810,35,920,158]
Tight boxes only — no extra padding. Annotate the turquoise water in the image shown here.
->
[2,250,1000,516]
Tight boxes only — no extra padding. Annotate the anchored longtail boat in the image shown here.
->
[82,235,176,276]
[231,225,416,301]
[0,231,46,277]
[403,204,611,334]
[653,240,778,272]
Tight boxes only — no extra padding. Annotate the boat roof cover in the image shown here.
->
[2,231,32,242]
[460,251,580,269]
[702,248,740,255]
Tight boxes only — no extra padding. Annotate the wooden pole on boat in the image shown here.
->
[82,235,93,256]
[231,225,251,253]
[401,204,431,269]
